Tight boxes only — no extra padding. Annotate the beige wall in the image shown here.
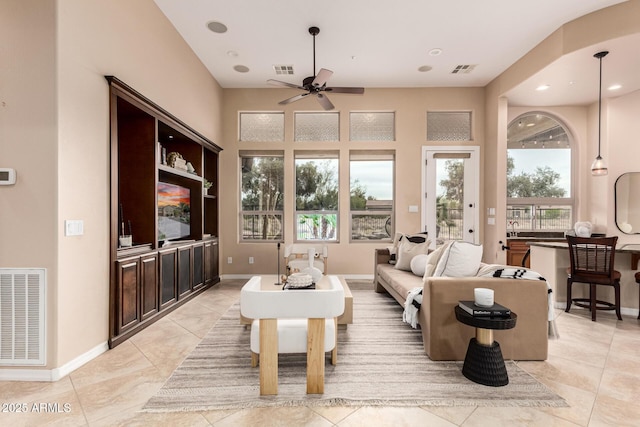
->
[485,0,640,263]
[1,0,223,373]
[220,87,485,276]
[0,0,59,369]
[3,0,640,377]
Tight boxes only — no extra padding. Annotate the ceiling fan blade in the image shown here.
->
[316,93,335,110]
[325,87,365,94]
[312,68,333,87]
[267,79,305,90]
[278,93,310,105]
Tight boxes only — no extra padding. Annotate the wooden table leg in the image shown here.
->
[259,318,278,395]
[307,318,325,394]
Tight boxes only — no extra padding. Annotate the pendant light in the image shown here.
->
[591,51,609,176]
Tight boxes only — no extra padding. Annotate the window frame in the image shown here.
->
[294,150,340,243]
[506,112,575,232]
[239,150,285,242]
[349,150,395,243]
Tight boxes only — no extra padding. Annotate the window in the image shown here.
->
[294,112,339,142]
[350,151,395,241]
[350,112,395,141]
[427,111,472,141]
[507,113,573,232]
[239,112,284,142]
[295,151,339,241]
[240,151,284,241]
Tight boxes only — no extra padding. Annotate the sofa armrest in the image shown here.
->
[373,248,391,292]
[421,277,548,360]
[375,248,391,265]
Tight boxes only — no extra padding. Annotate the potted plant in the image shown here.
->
[203,178,213,195]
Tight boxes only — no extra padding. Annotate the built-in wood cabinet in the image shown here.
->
[107,76,222,348]
[506,240,531,268]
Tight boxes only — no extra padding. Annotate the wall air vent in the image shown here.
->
[273,65,294,75]
[0,269,46,366]
[451,64,477,74]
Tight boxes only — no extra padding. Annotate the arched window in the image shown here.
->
[507,113,573,232]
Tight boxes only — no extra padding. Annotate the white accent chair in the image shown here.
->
[285,245,328,274]
[240,276,345,395]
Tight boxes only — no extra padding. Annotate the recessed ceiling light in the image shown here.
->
[206,21,228,34]
[608,84,622,90]
[227,50,238,57]
[536,84,550,91]
[233,65,250,73]
[429,48,443,56]
[418,65,432,72]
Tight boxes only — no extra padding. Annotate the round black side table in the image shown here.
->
[454,305,517,387]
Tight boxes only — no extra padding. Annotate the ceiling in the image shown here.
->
[154,0,638,107]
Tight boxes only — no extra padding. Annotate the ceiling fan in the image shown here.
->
[267,26,364,110]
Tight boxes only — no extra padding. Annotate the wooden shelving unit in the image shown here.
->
[107,76,222,348]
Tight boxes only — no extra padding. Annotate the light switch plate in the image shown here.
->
[65,220,84,236]
[408,205,419,213]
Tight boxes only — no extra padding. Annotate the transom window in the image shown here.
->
[507,113,573,232]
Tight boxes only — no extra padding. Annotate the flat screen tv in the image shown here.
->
[158,182,191,242]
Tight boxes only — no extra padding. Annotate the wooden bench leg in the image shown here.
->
[251,351,258,368]
[307,318,325,394]
[259,318,278,395]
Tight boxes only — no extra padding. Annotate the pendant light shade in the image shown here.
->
[591,51,609,176]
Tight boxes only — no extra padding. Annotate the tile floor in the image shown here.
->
[0,279,639,426]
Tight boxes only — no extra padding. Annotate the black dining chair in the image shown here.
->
[565,235,622,321]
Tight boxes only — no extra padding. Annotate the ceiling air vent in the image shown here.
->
[451,64,476,74]
[273,65,294,75]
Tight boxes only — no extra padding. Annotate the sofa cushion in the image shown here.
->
[378,263,424,298]
[421,242,451,280]
[395,238,430,271]
[434,241,483,277]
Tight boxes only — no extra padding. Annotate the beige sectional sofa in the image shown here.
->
[374,248,549,361]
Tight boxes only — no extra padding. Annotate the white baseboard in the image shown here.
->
[0,341,108,382]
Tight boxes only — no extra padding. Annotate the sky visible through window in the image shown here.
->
[508,148,571,196]
[350,161,393,200]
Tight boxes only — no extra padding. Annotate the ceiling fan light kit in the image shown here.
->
[267,27,364,110]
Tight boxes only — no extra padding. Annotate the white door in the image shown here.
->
[422,146,479,248]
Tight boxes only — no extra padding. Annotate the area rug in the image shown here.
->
[142,289,567,412]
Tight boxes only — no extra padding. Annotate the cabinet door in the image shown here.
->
[177,246,192,298]
[192,243,204,290]
[159,249,177,309]
[140,252,158,320]
[116,257,140,334]
[506,240,530,268]
[204,239,219,284]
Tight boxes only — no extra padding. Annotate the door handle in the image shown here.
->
[468,229,474,233]
[499,240,510,251]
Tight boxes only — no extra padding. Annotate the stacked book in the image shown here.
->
[458,300,511,318]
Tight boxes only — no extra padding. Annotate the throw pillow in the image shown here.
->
[403,232,429,243]
[394,238,431,271]
[421,241,451,281]
[410,253,429,276]
[433,241,483,277]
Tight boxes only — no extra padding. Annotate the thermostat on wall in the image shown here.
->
[0,168,16,185]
